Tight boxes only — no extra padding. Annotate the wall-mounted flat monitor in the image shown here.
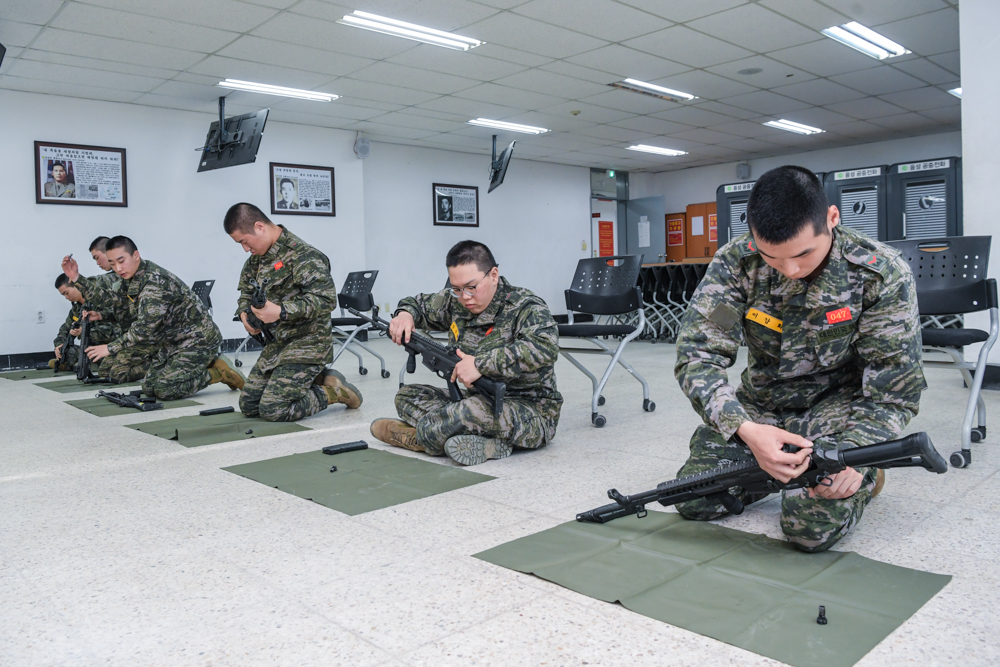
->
[197,107,268,172]
[488,140,515,193]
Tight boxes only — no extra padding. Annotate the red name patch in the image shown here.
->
[826,307,853,325]
[274,261,284,270]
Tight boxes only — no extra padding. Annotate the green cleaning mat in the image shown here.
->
[65,396,201,417]
[223,447,494,515]
[0,369,74,381]
[39,379,140,394]
[475,512,950,667]
[125,411,310,447]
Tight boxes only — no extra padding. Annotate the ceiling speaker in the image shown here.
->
[354,136,370,159]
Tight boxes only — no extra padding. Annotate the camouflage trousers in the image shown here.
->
[240,363,328,422]
[677,389,878,553]
[396,383,549,456]
[141,343,216,400]
[104,346,155,384]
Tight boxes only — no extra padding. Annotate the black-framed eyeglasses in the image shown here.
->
[449,274,488,297]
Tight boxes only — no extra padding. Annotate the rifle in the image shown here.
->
[76,310,92,381]
[577,432,948,524]
[348,306,506,416]
[245,278,276,346]
[56,330,74,374]
[97,390,163,412]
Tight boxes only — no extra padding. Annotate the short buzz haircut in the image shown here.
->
[746,166,830,244]
[89,236,110,252]
[224,203,272,235]
[51,161,66,171]
[280,178,295,189]
[446,240,498,274]
[55,273,70,289]
[106,235,138,255]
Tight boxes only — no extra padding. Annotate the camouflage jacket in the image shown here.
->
[235,226,337,371]
[675,226,925,450]
[106,259,222,356]
[53,301,119,348]
[396,277,563,433]
[73,271,122,317]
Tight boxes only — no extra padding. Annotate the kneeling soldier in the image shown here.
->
[225,203,361,422]
[371,240,563,466]
[51,273,120,372]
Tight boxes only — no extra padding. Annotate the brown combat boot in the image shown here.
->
[872,469,885,499]
[444,434,512,466]
[370,418,423,452]
[208,355,245,390]
[319,368,363,408]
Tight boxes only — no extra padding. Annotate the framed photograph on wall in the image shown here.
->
[270,162,335,216]
[35,141,127,207]
[433,183,479,227]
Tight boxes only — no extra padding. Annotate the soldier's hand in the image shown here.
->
[736,421,813,483]
[389,311,415,345]
[240,311,261,335]
[54,345,62,360]
[451,349,482,387]
[69,327,82,337]
[85,344,110,362]
[62,255,80,282]
[83,311,102,322]
[251,300,282,324]
[810,467,863,500]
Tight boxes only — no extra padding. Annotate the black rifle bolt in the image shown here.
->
[817,605,828,625]
[329,466,338,473]
[245,429,253,435]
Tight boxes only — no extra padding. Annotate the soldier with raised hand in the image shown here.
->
[225,203,361,422]
[371,240,563,466]
[674,165,925,553]
[62,235,243,399]
[50,273,120,372]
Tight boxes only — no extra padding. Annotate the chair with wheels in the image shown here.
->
[330,270,390,378]
[888,236,998,468]
[557,255,654,427]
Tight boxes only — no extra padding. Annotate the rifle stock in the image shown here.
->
[76,311,92,381]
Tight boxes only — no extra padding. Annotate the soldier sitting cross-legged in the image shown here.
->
[674,165,926,553]
[371,240,564,466]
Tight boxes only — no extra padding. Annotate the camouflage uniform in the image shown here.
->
[674,226,925,552]
[52,301,119,372]
[103,260,223,399]
[73,271,153,380]
[236,226,337,422]
[395,277,563,456]
[73,271,122,316]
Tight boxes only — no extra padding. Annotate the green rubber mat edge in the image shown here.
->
[125,411,310,447]
[0,369,75,381]
[65,397,201,417]
[39,379,141,394]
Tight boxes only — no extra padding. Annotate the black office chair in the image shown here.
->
[888,237,999,468]
[557,255,655,427]
[190,280,215,314]
[330,270,390,378]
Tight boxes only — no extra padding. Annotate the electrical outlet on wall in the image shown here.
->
[581,240,587,250]
[37,310,45,323]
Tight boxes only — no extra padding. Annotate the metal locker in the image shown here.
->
[823,166,888,240]
[887,157,963,239]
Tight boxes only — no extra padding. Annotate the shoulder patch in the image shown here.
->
[851,251,889,275]
[738,237,759,257]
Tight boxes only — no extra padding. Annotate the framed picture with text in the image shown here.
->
[270,162,335,216]
[433,183,479,227]
[35,141,127,207]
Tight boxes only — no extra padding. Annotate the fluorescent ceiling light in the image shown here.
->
[467,118,548,134]
[217,79,337,102]
[948,87,962,99]
[763,119,825,135]
[627,145,688,157]
[337,10,483,50]
[610,78,697,102]
[821,22,909,60]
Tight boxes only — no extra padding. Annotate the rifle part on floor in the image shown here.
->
[96,390,164,412]
[322,440,369,455]
[577,432,948,524]
[199,406,236,416]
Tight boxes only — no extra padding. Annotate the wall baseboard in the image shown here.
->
[1,337,262,372]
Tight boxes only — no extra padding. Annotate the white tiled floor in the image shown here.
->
[2,339,998,666]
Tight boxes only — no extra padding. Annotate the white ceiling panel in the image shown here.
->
[818,0,949,27]
[778,107,855,128]
[691,100,761,120]
[667,127,743,145]
[0,47,22,74]
[187,57,337,90]
[869,112,943,132]
[29,28,206,71]
[350,62,480,95]
[575,123,654,143]
[495,111,596,133]
[82,0,280,33]
[152,80,245,102]
[292,0,498,30]
[512,0,671,42]
[927,51,960,76]
[877,9,960,57]
[771,79,866,106]
[830,66,926,96]
[824,97,908,119]
[1,0,64,25]
[0,75,140,103]
[718,90,811,116]
[687,4,821,53]
[493,69,610,100]
[891,58,960,86]
[344,121,440,140]
[706,56,817,91]
[267,109,351,129]
[878,86,960,112]
[50,4,239,52]
[0,21,43,48]
[624,26,754,69]
[7,59,163,93]
[609,115,693,136]
[654,106,744,127]
[464,12,607,59]
[688,144,750,159]
[536,101,637,125]
[370,112,467,133]
[563,44,690,80]
[402,106,470,122]
[652,70,758,100]
[821,120,888,139]
[756,0,848,31]
[217,37,375,78]
[528,133,619,151]
[767,39,882,78]
[707,119,785,138]
[274,98,393,120]
[454,82,566,111]
[467,43,552,67]
[415,95,525,119]
[20,49,182,80]
[252,13,417,60]
[581,89,682,116]
[714,137,784,153]
[332,77,442,106]
[616,0,748,24]
[240,0,298,8]
[129,93,220,113]
[384,46,529,81]
[919,106,961,124]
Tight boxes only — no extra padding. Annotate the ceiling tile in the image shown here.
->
[151,80,242,102]
[129,93,220,113]
[332,78,442,106]
[384,46,528,81]
[468,44,552,67]
[274,98,392,120]
[268,109,352,129]
[20,49,181,80]
[50,4,239,52]
[401,107,470,123]
[7,59,162,93]
[830,66,926,95]
[667,127,741,145]
[876,9,960,57]
[868,112,943,132]
[454,82,566,111]
[878,86,960,112]
[253,13,417,60]
[291,0,498,31]
[513,0,672,42]
[825,97,908,119]
[0,75,140,103]
[187,56,337,90]
[653,106,745,127]
[369,112,467,133]
[715,137,784,153]
[609,116,693,135]
[239,0,298,8]
[217,37,374,78]
[768,39,882,77]
[756,0,848,30]
[415,95,525,120]
[651,70,757,100]
[706,56,817,90]
[778,107,855,127]
[493,69,611,100]
[536,101,637,124]
[575,123,653,143]
[83,0,279,33]
[496,111,596,133]
[1,0,64,25]
[580,89,682,115]
[407,132,486,149]
[0,21,43,48]
[564,45,690,80]
[718,90,811,116]
[616,0,748,23]
[463,12,607,59]
[687,4,822,53]
[771,79,866,106]
[623,26,754,69]
[890,58,959,86]
[927,51,960,76]
[539,60,621,84]
[29,28,205,70]
[818,0,949,26]
[919,106,961,124]
[344,121,439,140]
[349,62,480,95]
[0,47,22,74]
[708,119,786,138]
[691,100,761,120]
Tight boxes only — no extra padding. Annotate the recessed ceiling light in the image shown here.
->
[821,22,910,60]
[947,87,962,99]
[763,119,825,135]
[337,10,483,50]
[737,67,763,76]
[217,79,337,102]
[467,118,548,134]
[610,78,697,103]
[626,145,688,157]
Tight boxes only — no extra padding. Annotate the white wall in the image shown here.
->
[0,89,365,354]
[362,142,591,315]
[630,131,962,213]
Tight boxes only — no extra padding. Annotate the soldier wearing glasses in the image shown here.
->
[370,240,563,466]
